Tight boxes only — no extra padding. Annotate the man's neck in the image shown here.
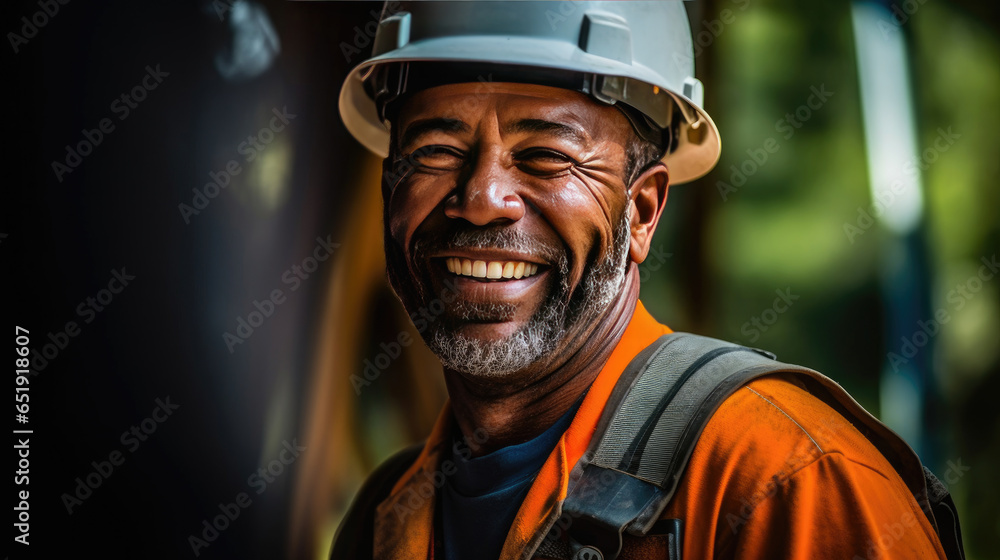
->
[443,268,641,457]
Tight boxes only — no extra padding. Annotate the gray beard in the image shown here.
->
[425,212,631,378]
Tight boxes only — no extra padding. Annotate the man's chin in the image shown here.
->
[444,321,528,343]
[426,289,551,345]
[427,319,564,379]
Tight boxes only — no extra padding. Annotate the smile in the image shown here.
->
[444,258,541,280]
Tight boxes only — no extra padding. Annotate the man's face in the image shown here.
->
[383,82,638,381]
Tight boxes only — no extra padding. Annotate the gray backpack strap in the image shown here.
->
[540,332,964,560]
[923,467,966,560]
[545,333,805,560]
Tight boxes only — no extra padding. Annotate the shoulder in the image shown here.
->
[689,372,906,505]
[660,373,945,559]
[330,443,423,560]
[716,373,893,473]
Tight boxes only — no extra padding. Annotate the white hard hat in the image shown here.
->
[339,1,721,184]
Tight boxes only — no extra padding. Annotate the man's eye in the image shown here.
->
[410,145,465,170]
[515,148,575,175]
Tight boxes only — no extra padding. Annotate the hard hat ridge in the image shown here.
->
[339,1,721,184]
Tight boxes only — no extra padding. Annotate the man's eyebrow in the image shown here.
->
[399,118,471,149]
[508,118,589,145]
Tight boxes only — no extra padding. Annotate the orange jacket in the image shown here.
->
[367,301,947,559]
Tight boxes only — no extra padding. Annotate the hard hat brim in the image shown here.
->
[338,36,720,185]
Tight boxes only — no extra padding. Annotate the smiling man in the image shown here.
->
[331,2,960,560]
[383,81,660,450]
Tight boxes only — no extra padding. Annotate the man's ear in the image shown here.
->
[628,162,670,264]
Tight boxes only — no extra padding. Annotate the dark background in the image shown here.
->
[9,1,370,557]
[7,1,999,559]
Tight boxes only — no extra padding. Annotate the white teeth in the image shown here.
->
[487,262,503,279]
[502,262,515,278]
[445,258,542,280]
[472,260,488,278]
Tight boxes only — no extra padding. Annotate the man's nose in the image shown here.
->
[444,148,526,226]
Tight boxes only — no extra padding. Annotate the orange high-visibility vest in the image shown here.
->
[349,301,948,559]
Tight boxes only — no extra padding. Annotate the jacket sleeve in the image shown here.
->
[329,443,423,560]
[657,375,953,560]
[722,451,947,560]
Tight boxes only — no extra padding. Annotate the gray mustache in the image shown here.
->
[415,226,566,268]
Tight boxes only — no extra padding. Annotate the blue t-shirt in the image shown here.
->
[440,400,582,560]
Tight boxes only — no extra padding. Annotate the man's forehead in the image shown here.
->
[395,82,628,142]
[405,81,587,102]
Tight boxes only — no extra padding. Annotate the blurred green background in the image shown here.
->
[20,0,996,558]
[641,1,1000,556]
[291,1,1000,558]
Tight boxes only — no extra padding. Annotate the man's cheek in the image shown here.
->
[567,227,609,284]
[386,206,421,256]
[565,262,588,295]
[388,193,438,244]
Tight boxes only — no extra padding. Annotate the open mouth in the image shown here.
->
[443,257,542,281]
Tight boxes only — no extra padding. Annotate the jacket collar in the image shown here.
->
[372,301,671,560]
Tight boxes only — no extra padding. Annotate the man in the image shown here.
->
[332,2,954,559]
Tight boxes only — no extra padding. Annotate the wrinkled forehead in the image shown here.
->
[392,82,632,148]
